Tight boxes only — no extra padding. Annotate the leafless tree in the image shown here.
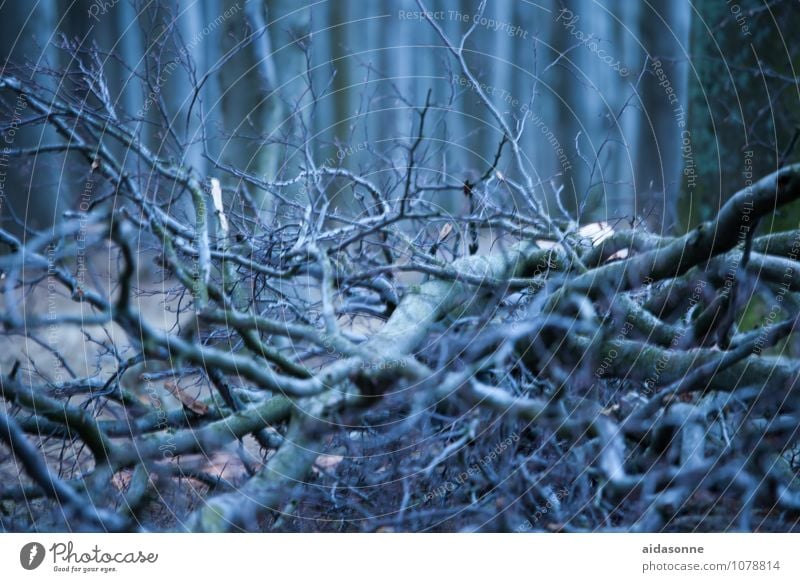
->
[1,4,799,533]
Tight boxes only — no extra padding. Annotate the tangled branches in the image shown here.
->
[1,20,800,534]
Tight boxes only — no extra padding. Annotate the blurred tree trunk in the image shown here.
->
[1,0,698,235]
[684,0,800,233]
[634,0,691,233]
[217,0,285,213]
[0,2,60,233]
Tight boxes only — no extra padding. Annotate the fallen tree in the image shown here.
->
[1,20,800,533]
